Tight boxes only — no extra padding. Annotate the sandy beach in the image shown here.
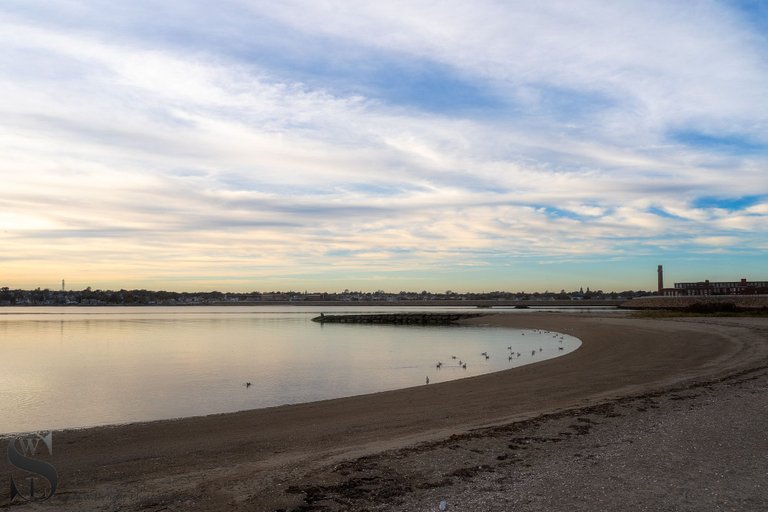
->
[3,312,767,511]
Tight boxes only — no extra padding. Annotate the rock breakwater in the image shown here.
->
[311,313,488,325]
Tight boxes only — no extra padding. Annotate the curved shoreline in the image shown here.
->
[15,313,768,511]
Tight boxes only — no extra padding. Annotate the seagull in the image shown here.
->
[245,382,252,388]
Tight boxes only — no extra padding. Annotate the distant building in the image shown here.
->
[667,279,768,296]
[657,265,664,294]
[657,266,768,296]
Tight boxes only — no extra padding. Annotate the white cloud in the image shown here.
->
[746,203,768,215]
[693,236,741,247]
[0,2,766,289]
[255,0,768,138]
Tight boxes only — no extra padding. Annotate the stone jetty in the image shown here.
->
[311,312,488,325]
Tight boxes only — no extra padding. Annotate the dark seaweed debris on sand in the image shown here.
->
[282,363,768,511]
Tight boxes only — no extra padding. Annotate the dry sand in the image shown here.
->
[2,313,766,511]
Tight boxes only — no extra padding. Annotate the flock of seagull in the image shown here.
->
[426,329,568,384]
[241,329,571,389]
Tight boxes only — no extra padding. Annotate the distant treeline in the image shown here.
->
[0,286,653,306]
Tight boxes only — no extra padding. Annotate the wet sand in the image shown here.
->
[3,313,767,511]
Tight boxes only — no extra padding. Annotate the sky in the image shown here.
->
[1,0,766,293]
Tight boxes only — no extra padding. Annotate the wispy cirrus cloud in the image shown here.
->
[0,1,766,291]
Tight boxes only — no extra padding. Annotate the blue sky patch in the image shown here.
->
[727,0,768,37]
[534,206,584,221]
[525,84,616,121]
[252,46,506,116]
[693,195,765,211]
[647,206,681,219]
[670,130,767,154]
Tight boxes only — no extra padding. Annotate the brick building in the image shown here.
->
[657,266,768,296]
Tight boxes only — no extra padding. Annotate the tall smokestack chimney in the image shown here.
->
[657,265,663,295]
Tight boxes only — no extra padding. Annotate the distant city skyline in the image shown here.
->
[1,1,766,292]
[9,260,766,294]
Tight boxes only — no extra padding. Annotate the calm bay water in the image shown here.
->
[0,306,581,434]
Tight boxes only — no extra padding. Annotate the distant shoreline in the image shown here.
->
[5,296,768,309]
[0,299,625,308]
